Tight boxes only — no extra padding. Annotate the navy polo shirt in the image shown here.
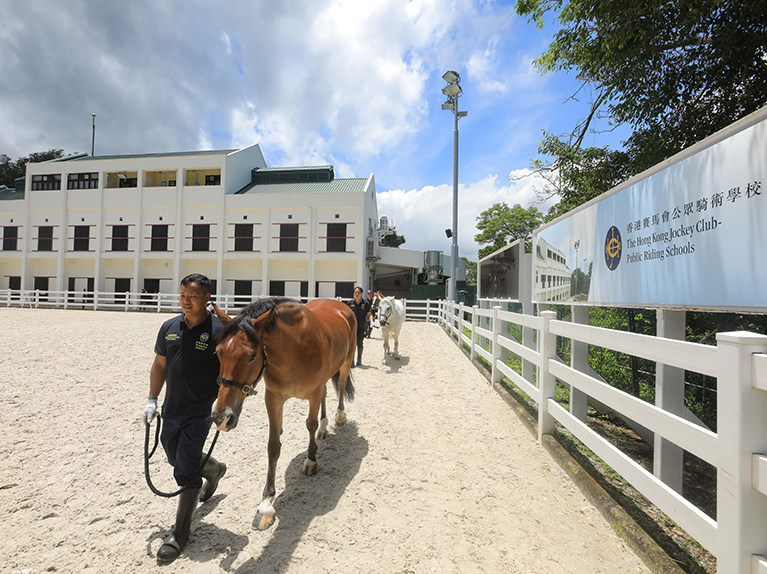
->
[347,298,370,334]
[154,312,223,417]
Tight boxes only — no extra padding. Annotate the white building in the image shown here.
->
[0,144,381,303]
[535,236,571,302]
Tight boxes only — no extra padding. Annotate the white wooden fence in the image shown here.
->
[436,298,767,574]
[6,288,767,571]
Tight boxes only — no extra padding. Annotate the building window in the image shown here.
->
[335,282,355,299]
[2,226,18,251]
[269,280,285,296]
[192,224,210,251]
[151,225,168,251]
[279,223,299,252]
[326,223,347,252]
[234,224,254,252]
[67,173,98,189]
[34,277,49,301]
[114,278,131,303]
[234,280,252,306]
[37,226,54,251]
[8,276,20,297]
[31,174,61,191]
[111,225,129,251]
[73,226,90,251]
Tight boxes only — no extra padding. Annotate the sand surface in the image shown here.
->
[0,307,651,574]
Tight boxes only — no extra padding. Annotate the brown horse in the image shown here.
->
[209,297,356,530]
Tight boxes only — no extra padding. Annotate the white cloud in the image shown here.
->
[378,171,559,260]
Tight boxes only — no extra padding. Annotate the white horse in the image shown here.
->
[378,296,405,363]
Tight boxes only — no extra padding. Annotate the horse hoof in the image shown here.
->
[253,510,275,530]
[317,429,329,440]
[302,458,318,476]
[335,410,347,426]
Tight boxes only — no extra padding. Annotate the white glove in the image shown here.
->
[142,398,158,424]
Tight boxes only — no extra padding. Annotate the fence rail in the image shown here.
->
[5,288,767,571]
[436,299,767,574]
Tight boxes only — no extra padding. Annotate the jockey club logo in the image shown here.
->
[200,332,209,342]
[604,226,622,271]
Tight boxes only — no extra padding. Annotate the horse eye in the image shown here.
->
[249,353,258,362]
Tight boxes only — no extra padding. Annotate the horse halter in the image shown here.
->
[216,347,267,396]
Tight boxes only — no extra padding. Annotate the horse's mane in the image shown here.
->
[215,297,300,344]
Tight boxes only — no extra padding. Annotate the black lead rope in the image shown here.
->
[143,416,220,498]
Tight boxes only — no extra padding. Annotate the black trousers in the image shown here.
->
[161,413,211,488]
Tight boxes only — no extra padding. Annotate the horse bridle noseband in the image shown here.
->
[216,347,267,396]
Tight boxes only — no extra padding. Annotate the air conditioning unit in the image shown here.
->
[168,180,176,186]
[84,174,89,180]
[42,176,48,181]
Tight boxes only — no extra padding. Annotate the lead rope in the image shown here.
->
[143,417,220,498]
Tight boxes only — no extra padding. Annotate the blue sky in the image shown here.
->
[0,0,628,260]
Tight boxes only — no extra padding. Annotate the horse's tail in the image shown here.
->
[332,370,355,402]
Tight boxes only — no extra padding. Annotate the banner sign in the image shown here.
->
[533,109,767,309]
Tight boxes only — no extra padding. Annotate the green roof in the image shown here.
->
[238,178,368,195]
[65,149,238,162]
[0,185,23,201]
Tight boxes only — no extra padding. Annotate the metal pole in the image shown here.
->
[91,113,96,156]
[450,105,459,302]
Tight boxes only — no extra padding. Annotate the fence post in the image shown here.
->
[124,292,130,311]
[538,310,557,441]
[35,289,39,309]
[491,306,502,384]
[654,309,686,494]
[570,305,589,422]
[426,299,431,322]
[471,305,478,362]
[716,331,767,574]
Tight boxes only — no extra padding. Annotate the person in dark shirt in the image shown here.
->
[347,286,371,367]
[141,273,225,564]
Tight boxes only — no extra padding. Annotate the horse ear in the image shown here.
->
[252,309,273,331]
[210,303,233,325]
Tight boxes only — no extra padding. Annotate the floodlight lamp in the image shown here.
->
[457,111,467,117]
[442,101,454,110]
[442,83,462,97]
[117,173,127,180]
[445,229,453,238]
[442,70,460,84]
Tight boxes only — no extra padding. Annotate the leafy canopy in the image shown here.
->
[475,203,543,259]
[515,0,767,208]
[1,149,65,188]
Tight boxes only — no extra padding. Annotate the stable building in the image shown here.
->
[0,143,380,303]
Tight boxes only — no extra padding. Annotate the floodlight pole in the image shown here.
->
[91,113,96,156]
[442,71,466,302]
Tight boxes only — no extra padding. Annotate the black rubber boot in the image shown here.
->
[199,456,226,503]
[157,487,200,564]
[357,347,363,367]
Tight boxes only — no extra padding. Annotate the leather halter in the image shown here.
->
[216,348,267,396]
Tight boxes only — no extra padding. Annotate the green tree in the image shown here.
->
[474,203,543,259]
[380,231,406,248]
[1,149,66,188]
[515,0,767,209]
[460,256,477,285]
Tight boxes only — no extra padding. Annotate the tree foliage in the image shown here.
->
[1,149,65,188]
[474,203,543,259]
[379,231,406,248]
[460,256,477,285]
[515,0,767,210]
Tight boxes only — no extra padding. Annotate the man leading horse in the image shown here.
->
[141,273,227,564]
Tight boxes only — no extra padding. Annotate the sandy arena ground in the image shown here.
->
[0,307,651,574]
